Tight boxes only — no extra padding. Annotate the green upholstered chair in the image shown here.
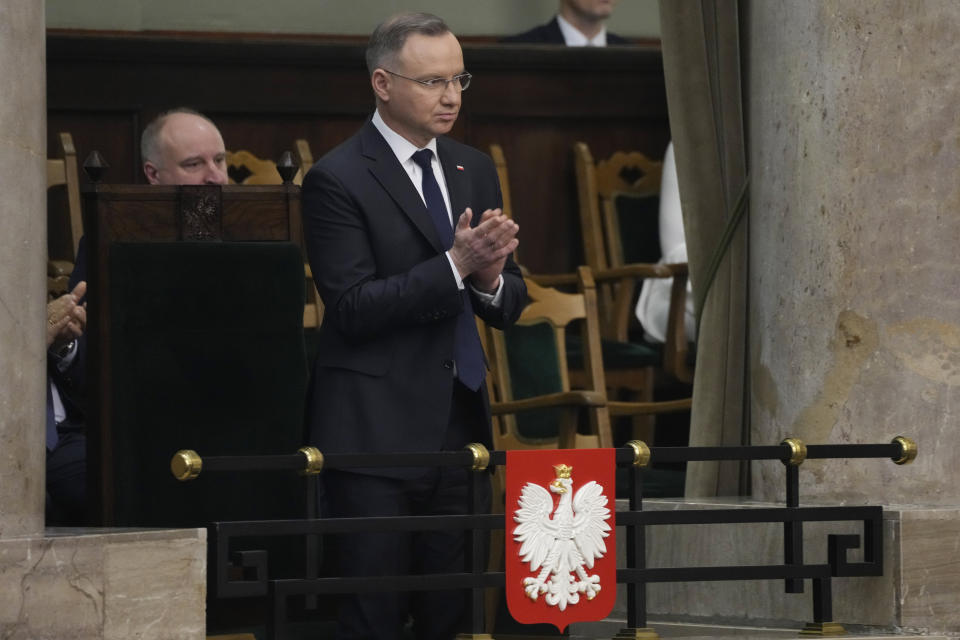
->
[483,267,612,452]
[569,142,693,444]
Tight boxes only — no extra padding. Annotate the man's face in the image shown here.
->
[143,113,228,185]
[375,31,465,148]
[563,0,618,20]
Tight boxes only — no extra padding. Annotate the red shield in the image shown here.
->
[505,448,617,632]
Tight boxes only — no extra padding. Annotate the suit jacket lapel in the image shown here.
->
[438,138,469,229]
[360,121,445,252]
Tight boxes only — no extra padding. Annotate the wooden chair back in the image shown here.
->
[482,266,612,451]
[47,132,83,298]
[488,143,520,265]
[294,138,314,176]
[488,143,514,221]
[225,138,312,186]
[572,142,693,430]
[574,141,664,339]
[574,142,662,268]
[573,142,663,330]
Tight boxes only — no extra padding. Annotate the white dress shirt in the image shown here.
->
[557,13,608,47]
[635,142,696,343]
[371,110,503,303]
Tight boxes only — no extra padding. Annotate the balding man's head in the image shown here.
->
[141,109,228,185]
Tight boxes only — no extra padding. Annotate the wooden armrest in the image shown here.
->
[663,262,688,277]
[525,272,579,287]
[594,263,674,281]
[48,259,75,277]
[608,397,692,415]
[491,390,606,415]
[663,267,693,383]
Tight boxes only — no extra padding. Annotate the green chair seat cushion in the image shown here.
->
[566,334,661,370]
[503,323,565,441]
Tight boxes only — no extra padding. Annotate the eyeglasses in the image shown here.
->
[384,70,472,92]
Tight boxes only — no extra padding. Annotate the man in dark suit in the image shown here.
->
[302,11,526,640]
[502,0,629,45]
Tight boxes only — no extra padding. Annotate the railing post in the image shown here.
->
[268,580,287,640]
[458,443,494,640]
[800,577,845,636]
[616,441,659,640]
[782,438,805,594]
[299,446,323,611]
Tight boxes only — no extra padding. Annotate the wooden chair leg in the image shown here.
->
[627,367,656,442]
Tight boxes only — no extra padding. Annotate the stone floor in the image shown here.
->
[565,619,946,639]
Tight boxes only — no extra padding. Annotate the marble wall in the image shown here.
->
[43,0,661,38]
[746,1,960,505]
[0,0,48,539]
[643,499,960,635]
[0,528,206,639]
[0,5,208,640]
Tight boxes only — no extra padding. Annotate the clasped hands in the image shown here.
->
[47,281,87,349]
[449,208,519,293]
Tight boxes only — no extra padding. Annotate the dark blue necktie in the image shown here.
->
[412,149,484,390]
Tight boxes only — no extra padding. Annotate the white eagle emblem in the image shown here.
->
[512,463,612,610]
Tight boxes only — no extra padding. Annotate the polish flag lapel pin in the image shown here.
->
[456,165,465,171]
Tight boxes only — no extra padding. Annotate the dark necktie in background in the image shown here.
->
[412,149,484,390]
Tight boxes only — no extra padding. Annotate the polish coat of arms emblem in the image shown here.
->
[505,448,616,630]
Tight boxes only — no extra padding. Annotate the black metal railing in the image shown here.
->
[171,436,916,639]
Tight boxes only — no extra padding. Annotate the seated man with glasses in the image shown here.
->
[301,11,525,640]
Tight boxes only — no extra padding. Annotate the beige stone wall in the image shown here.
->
[0,529,206,639]
[747,1,960,505]
[0,0,47,538]
[45,0,661,38]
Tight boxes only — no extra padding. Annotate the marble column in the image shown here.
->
[0,0,48,539]
[644,3,960,634]
[748,0,960,505]
[0,4,206,637]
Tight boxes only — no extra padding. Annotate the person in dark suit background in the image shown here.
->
[45,280,88,525]
[72,108,230,281]
[301,11,525,640]
[502,0,628,46]
[49,108,229,526]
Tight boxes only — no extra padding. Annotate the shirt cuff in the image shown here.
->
[445,252,465,290]
[470,275,504,308]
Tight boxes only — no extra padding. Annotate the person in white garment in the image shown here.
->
[635,141,696,344]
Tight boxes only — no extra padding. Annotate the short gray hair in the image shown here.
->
[365,12,451,76]
[140,107,216,166]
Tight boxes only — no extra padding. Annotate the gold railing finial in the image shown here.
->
[171,449,203,481]
[625,440,651,468]
[891,436,917,465]
[781,438,807,466]
[298,446,324,475]
[464,443,490,471]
